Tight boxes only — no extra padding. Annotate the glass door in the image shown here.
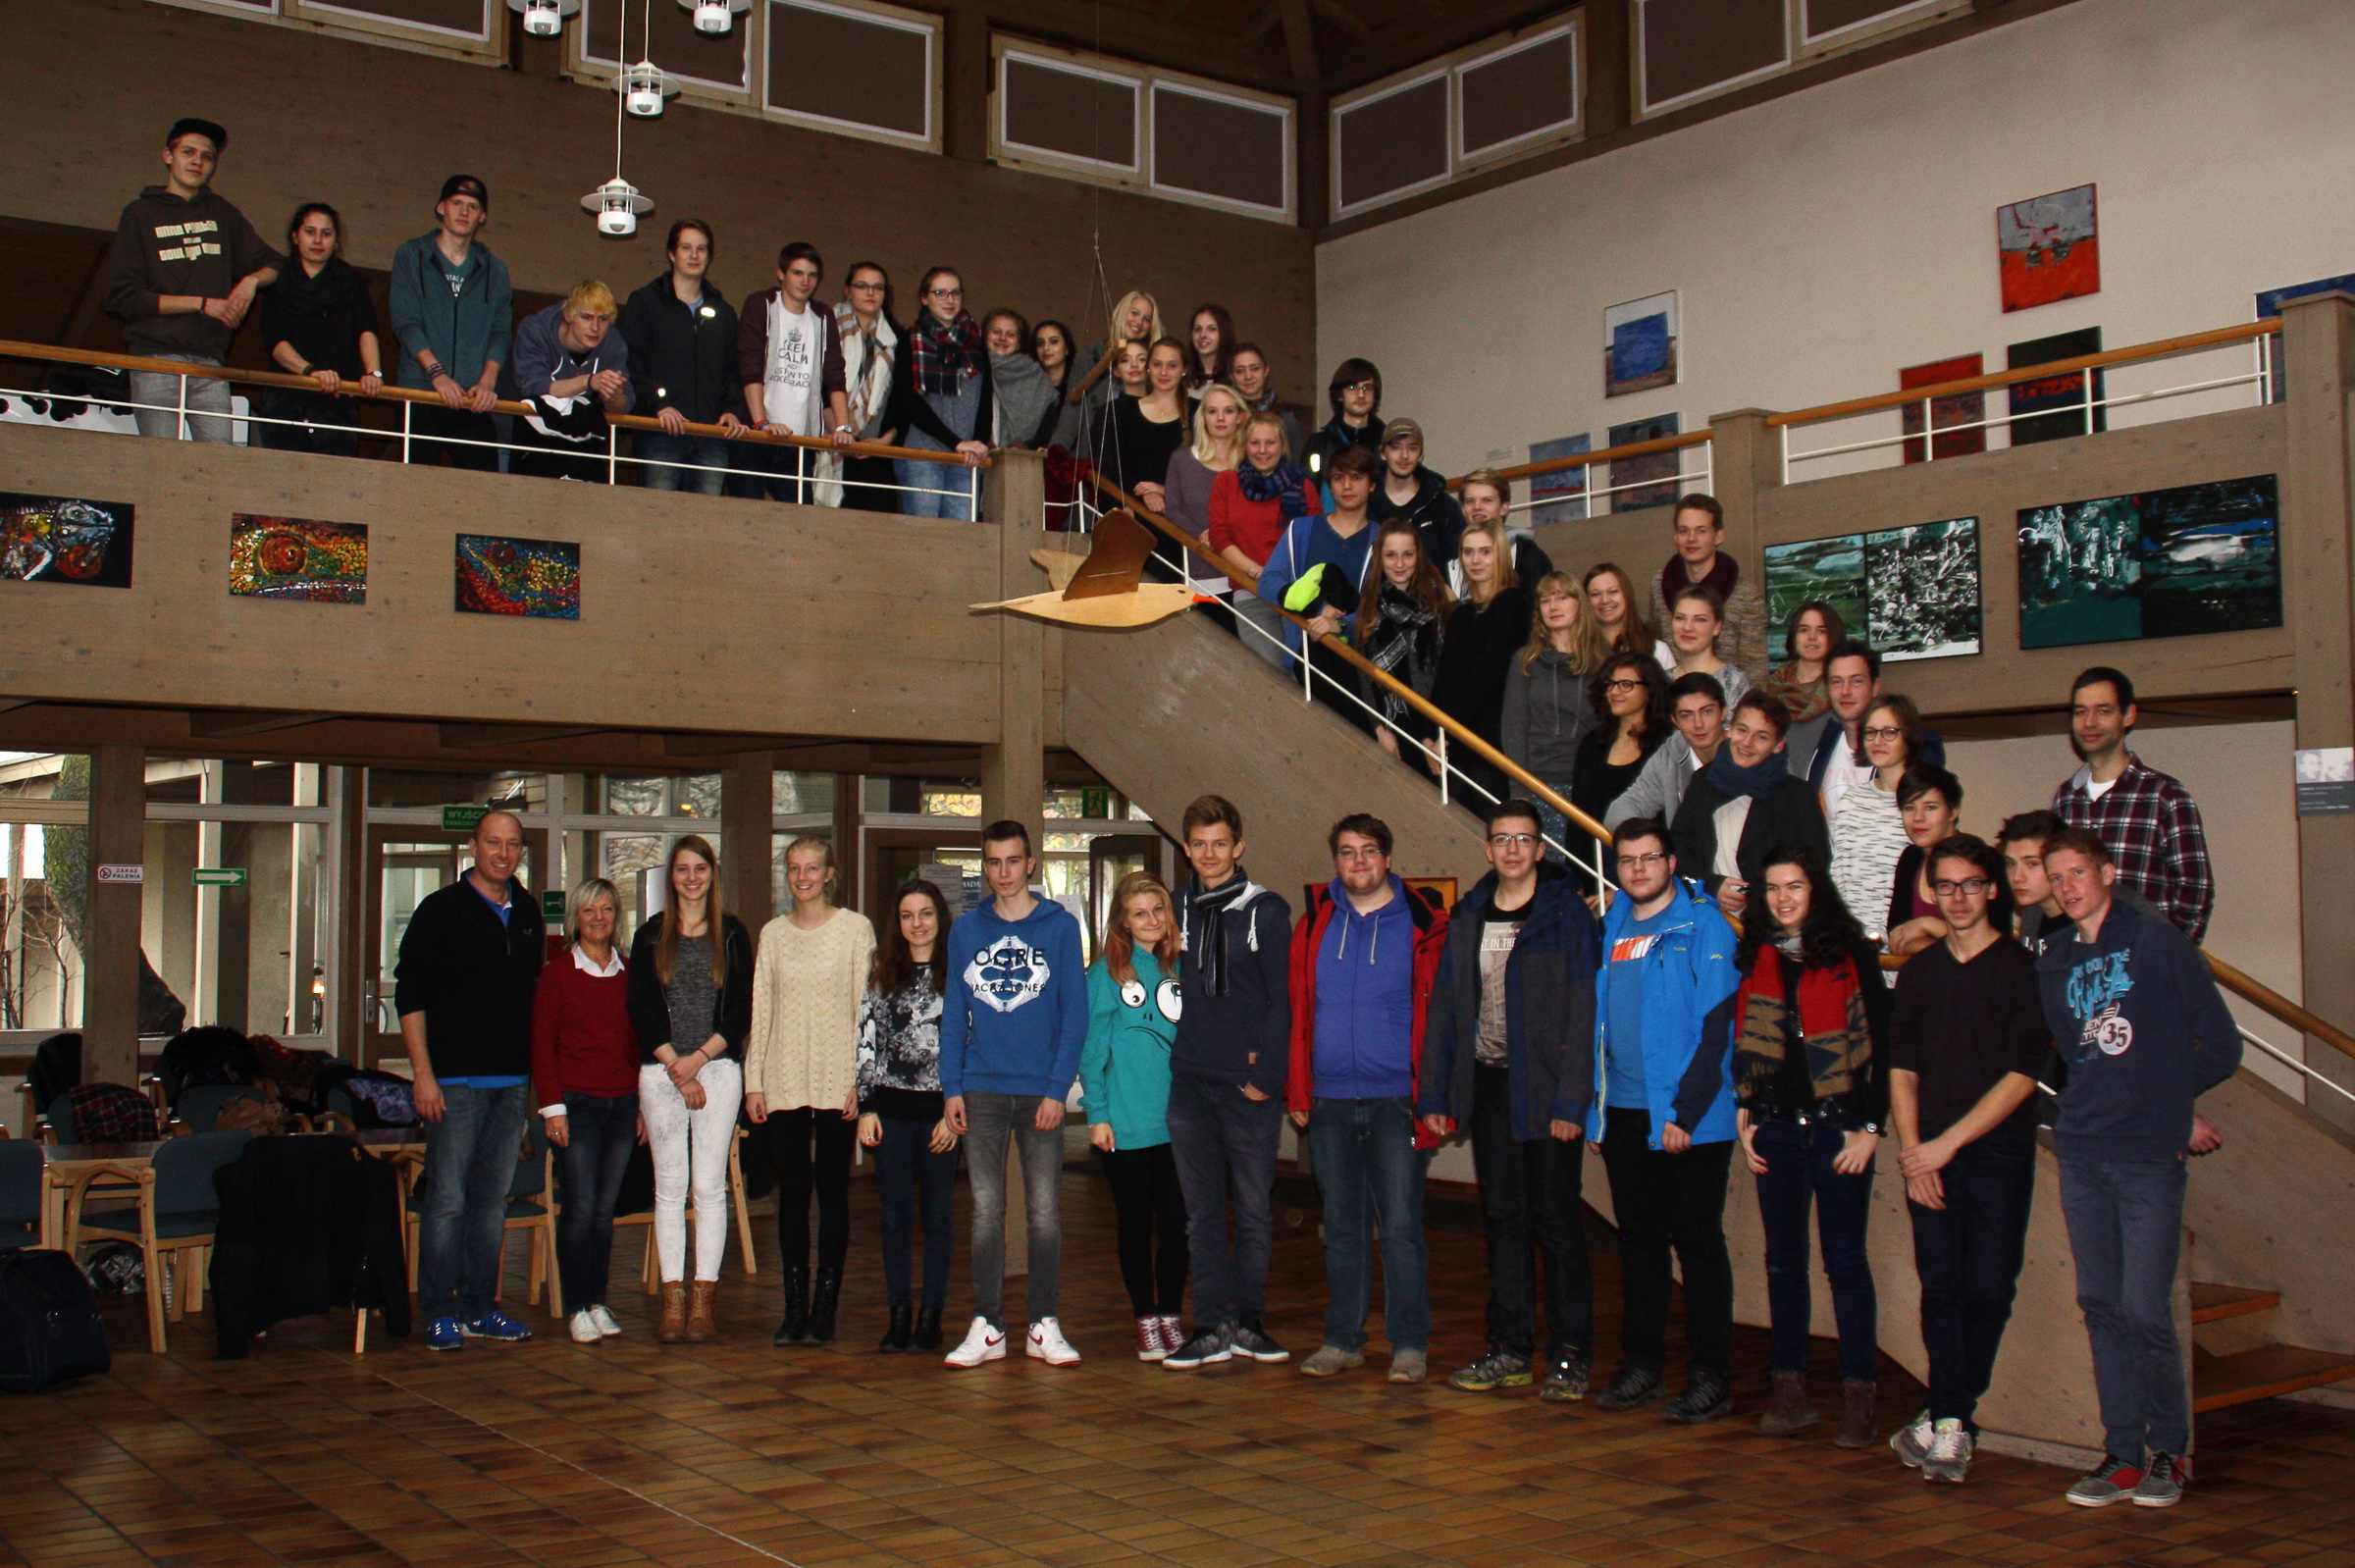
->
[363,824,543,1067]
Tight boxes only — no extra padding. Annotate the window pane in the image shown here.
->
[0,818,81,1031]
[1002,57,1137,169]
[774,770,836,814]
[144,819,330,1037]
[769,0,931,138]
[1336,77,1448,210]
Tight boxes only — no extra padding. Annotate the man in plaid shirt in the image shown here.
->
[2050,667,2214,943]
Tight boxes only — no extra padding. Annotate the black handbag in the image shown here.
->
[0,1249,112,1391]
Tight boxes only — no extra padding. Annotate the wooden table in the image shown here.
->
[38,1129,426,1247]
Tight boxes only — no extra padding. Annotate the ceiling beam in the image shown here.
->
[662,732,809,758]
[1155,0,1195,20]
[1307,0,1367,40]
[438,721,611,751]
[186,709,339,739]
[1277,0,1322,87]
[1241,4,1282,42]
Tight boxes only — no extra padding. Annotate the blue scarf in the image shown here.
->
[1237,461,1314,523]
[1704,744,1789,801]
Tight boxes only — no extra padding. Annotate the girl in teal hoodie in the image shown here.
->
[1081,871,1189,1362]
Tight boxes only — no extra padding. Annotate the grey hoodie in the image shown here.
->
[1501,648,1596,787]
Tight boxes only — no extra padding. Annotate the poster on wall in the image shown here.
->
[2296,748,2354,816]
[2015,474,2280,650]
[230,515,367,603]
[1898,354,1986,463]
[0,493,134,588]
[1997,183,2099,313]
[1526,433,1591,525]
[1603,291,1679,397]
[2007,328,2105,446]
[2256,272,2355,400]
[455,533,581,620]
[1606,414,1682,512]
[1765,517,1981,663]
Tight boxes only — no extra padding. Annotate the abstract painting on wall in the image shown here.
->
[1765,517,1981,663]
[1899,354,1986,463]
[2016,474,2279,650]
[2007,327,2105,446]
[0,493,133,588]
[230,514,367,602]
[2255,272,2355,400]
[1527,433,1591,525]
[1606,414,1681,512]
[455,533,581,620]
[1997,183,2099,313]
[1603,291,1678,397]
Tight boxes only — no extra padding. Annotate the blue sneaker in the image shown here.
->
[463,1308,534,1342]
[425,1316,465,1352]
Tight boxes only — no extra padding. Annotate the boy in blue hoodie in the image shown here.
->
[2036,828,2238,1510]
[1587,817,1744,1425]
[939,820,1088,1370]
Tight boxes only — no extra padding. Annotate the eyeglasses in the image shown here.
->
[1489,833,1539,849]
[1616,852,1669,870]
[1339,380,1377,394]
[1603,678,1644,693]
[925,287,963,299]
[1861,726,1906,743]
[849,280,886,290]
[1931,878,1994,897]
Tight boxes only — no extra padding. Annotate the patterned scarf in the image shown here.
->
[1366,585,1442,727]
[1237,461,1314,523]
[1183,873,1258,999]
[912,307,983,397]
[1734,945,1871,1107]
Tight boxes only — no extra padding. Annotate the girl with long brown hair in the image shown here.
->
[1354,516,1452,762]
[856,877,959,1354]
[1585,561,1664,664]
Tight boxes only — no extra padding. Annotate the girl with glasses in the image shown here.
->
[1829,695,1925,941]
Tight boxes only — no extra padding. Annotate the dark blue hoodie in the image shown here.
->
[939,897,1087,1101]
[2036,894,2239,1163]
[1175,873,1291,1097]
[1308,874,1417,1098]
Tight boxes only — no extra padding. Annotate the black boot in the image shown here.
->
[805,1269,842,1344]
[912,1306,945,1352]
[878,1304,915,1354]
[773,1267,810,1347]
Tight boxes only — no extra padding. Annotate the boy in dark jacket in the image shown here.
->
[1288,814,1449,1384]
[105,116,283,443]
[2036,828,2238,1510]
[1417,800,1602,1400]
[1164,796,1293,1371]
[617,220,749,496]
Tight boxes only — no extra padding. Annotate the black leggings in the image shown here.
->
[1100,1142,1189,1317]
[760,1107,856,1276]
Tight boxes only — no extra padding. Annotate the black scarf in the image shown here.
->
[1703,744,1789,801]
[1367,584,1442,725]
[1185,874,1252,998]
[913,307,983,397]
[1238,461,1314,524]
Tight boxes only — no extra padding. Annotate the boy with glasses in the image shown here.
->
[1589,818,1743,1423]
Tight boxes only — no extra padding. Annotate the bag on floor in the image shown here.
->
[0,1248,112,1391]
[83,1242,145,1297]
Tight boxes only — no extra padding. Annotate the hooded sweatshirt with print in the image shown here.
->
[1585,874,1742,1148]
[2035,895,2240,1162]
[105,185,284,359]
[1175,872,1292,1097]
[938,897,1087,1101]
[1080,947,1179,1151]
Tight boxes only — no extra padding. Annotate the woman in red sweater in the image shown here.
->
[1208,409,1320,671]
[532,876,641,1344]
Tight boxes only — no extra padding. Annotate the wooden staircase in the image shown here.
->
[2190,1281,2355,1413]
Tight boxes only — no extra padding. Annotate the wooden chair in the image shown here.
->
[0,1140,42,1250]
[68,1129,255,1352]
[625,1125,757,1293]
[170,1083,274,1133]
[404,1122,557,1315]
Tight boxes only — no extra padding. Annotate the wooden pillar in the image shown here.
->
[1586,0,1632,138]
[2278,292,2355,1125]
[213,759,254,1032]
[831,771,864,913]
[82,745,144,1087]
[722,752,775,934]
[980,448,1048,847]
[943,1,990,164]
[333,765,368,1065]
[1705,407,1782,586]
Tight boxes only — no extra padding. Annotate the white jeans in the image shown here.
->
[639,1058,742,1282]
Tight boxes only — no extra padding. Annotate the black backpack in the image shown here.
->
[0,1249,111,1391]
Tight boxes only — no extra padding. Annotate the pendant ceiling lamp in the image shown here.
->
[583,0,659,235]
[507,0,579,37]
[682,0,749,35]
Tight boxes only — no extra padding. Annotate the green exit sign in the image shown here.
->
[442,806,489,833]
[193,867,247,887]
[1081,787,1111,819]
[543,891,565,921]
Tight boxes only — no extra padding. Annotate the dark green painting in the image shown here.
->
[2016,475,2277,650]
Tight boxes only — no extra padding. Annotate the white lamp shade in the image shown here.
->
[582,178,654,237]
[614,61,678,118]
[506,0,579,36]
[682,0,748,32]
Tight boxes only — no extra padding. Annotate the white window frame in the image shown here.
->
[1634,0,1790,117]
[1330,65,1455,220]
[1798,0,1968,51]
[570,0,757,102]
[760,0,941,151]
[1637,0,1971,119]
[994,41,1146,178]
[1147,78,1294,221]
[288,0,501,61]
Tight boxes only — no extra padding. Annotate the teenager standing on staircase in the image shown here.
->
[745,837,874,1349]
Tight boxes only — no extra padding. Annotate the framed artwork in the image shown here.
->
[1527,433,1592,526]
[0,493,133,588]
[230,515,367,603]
[1603,291,1678,397]
[2007,328,2105,446]
[455,534,581,620]
[1898,354,1986,463]
[2017,474,2279,651]
[2256,273,2355,400]
[1606,413,1682,512]
[1997,183,2099,312]
[1765,516,1981,663]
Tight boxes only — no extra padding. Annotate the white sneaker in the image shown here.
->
[1890,1408,1934,1468]
[569,1310,602,1344]
[1027,1318,1082,1366]
[944,1316,1008,1368]
[1922,1420,1974,1484]
[589,1305,622,1338]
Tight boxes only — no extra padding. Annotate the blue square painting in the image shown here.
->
[1528,433,1591,526]
[1604,291,1678,397]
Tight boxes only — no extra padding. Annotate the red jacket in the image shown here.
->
[1287,880,1450,1149]
[1207,467,1318,588]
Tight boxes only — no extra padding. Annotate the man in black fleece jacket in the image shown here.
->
[393,810,546,1351]
[1162,796,1293,1371]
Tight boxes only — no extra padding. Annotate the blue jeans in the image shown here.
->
[635,431,732,495]
[962,1091,1063,1329]
[417,1082,531,1324]
[552,1091,638,1312]
[896,455,978,520]
[1908,1135,2036,1431]
[1166,1072,1283,1330]
[1752,1118,1878,1381]
[1309,1096,1431,1353]
[2059,1155,2190,1458]
[874,1116,957,1310]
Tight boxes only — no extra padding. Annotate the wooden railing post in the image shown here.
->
[981,448,1048,854]
[1706,407,1783,602]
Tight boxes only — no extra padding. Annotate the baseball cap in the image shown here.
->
[440,175,491,209]
[1382,417,1425,448]
[167,117,228,151]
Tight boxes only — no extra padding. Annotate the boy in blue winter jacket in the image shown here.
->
[939,821,1088,1370]
[1587,817,1744,1425]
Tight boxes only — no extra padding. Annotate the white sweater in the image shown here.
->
[1829,780,1910,939]
[744,908,876,1112]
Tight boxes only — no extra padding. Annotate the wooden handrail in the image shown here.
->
[1081,469,1615,851]
[1443,428,1714,491]
[2206,951,2355,1065]
[0,337,989,468]
[1766,319,2279,429]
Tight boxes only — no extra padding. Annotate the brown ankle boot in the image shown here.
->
[1758,1369,1817,1436]
[657,1281,689,1343]
[685,1280,718,1343]
[1834,1379,1876,1449]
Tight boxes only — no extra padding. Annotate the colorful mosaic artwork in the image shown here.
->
[0,493,133,588]
[229,515,367,602]
[454,533,581,620]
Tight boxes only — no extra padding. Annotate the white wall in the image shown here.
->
[1318,0,2355,483]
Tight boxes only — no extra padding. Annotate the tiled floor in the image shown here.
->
[2,1160,2348,1568]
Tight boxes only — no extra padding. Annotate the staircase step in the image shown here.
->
[2193,1344,2355,1413]
[2191,1282,2280,1324]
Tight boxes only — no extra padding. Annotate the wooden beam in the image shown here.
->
[438,722,611,750]
[662,731,805,758]
[1242,4,1282,42]
[187,709,339,739]
[83,746,144,1086]
[722,753,775,932]
[1308,0,1367,39]
[1278,0,1322,88]
[1155,0,1195,19]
